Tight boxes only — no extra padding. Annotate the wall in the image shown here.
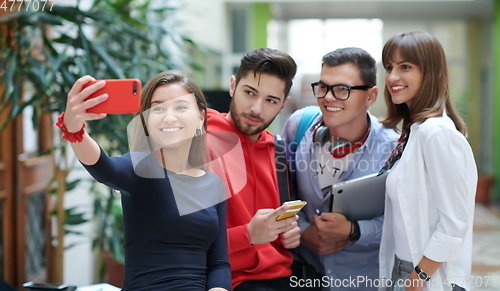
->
[63,167,95,287]
[177,0,229,53]
[494,0,500,201]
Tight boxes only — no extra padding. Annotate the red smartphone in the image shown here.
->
[83,79,141,114]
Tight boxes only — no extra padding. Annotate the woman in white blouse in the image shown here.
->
[378,31,477,291]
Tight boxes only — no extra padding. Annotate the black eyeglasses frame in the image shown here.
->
[311,82,372,100]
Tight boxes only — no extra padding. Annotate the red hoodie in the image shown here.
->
[207,109,293,289]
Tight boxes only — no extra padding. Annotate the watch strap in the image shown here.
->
[347,221,360,242]
[415,265,431,281]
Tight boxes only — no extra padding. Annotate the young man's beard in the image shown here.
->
[229,100,277,137]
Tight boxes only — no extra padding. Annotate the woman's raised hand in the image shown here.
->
[63,75,108,132]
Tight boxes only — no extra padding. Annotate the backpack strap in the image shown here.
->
[274,134,289,204]
[287,106,321,201]
[294,105,322,148]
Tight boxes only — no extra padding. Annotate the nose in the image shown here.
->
[162,109,177,123]
[323,88,337,101]
[386,69,400,83]
[249,98,264,115]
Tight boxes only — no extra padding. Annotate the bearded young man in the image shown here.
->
[207,48,300,291]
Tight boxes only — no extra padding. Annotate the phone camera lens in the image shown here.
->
[133,82,137,95]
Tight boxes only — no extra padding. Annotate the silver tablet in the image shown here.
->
[330,171,389,221]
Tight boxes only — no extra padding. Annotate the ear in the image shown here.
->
[229,76,236,98]
[365,86,378,106]
[277,96,291,115]
[198,110,205,128]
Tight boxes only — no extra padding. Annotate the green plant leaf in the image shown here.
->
[60,66,76,85]
[65,240,90,251]
[65,207,88,225]
[89,43,125,79]
[34,11,64,26]
[9,78,23,119]
[3,52,16,101]
[44,47,68,86]
[120,23,150,42]
[110,226,124,264]
[66,179,82,192]
[78,26,93,75]
[64,229,84,236]
[0,11,34,23]
[46,6,83,23]
[152,7,177,13]
[52,34,81,48]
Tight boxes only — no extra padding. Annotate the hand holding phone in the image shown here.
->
[83,79,141,114]
[275,200,307,221]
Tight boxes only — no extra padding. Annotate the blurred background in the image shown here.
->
[1,0,499,289]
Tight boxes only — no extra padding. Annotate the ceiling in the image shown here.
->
[261,0,494,20]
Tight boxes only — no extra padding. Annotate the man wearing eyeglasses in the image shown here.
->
[282,47,398,290]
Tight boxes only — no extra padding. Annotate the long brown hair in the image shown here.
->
[129,70,208,169]
[381,31,467,136]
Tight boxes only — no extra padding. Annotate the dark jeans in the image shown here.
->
[234,277,308,291]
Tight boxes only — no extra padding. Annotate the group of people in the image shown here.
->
[56,30,477,291]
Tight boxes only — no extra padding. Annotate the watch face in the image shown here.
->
[418,271,429,281]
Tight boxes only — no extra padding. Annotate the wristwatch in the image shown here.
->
[347,221,360,242]
[414,265,431,281]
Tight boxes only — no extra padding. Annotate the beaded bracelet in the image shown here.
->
[54,112,86,143]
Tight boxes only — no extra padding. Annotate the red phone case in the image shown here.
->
[83,79,141,114]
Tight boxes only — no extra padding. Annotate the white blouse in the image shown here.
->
[386,160,412,262]
[379,114,477,291]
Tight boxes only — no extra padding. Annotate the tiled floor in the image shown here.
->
[471,204,500,290]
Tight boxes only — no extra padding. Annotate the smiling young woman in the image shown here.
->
[58,70,230,291]
[379,31,476,291]
[384,50,423,108]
